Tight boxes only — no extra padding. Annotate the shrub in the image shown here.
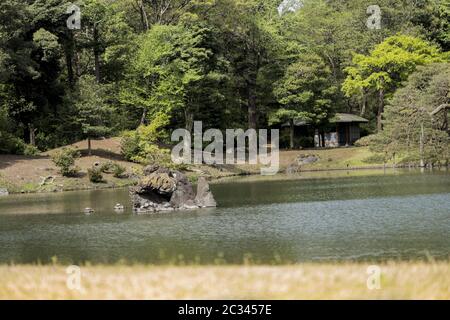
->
[132,143,172,167]
[99,161,114,174]
[354,134,377,147]
[51,148,80,177]
[121,130,140,161]
[87,167,104,183]
[112,163,126,178]
[0,131,40,155]
[362,154,387,164]
[23,144,40,156]
[120,130,178,169]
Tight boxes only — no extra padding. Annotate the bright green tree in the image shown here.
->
[342,35,444,132]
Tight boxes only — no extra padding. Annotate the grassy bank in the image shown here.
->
[1,261,448,299]
[0,139,398,194]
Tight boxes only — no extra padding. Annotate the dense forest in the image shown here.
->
[0,0,449,165]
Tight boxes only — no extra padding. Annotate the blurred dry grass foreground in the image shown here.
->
[0,262,449,300]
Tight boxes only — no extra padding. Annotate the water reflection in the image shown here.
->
[0,170,448,264]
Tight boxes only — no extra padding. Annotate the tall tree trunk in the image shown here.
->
[360,89,367,116]
[29,123,36,146]
[88,137,92,156]
[139,0,149,31]
[74,50,81,78]
[185,109,194,133]
[377,88,385,132]
[289,119,295,149]
[247,54,260,130]
[419,121,425,168]
[444,110,448,132]
[140,108,147,126]
[65,49,74,87]
[93,24,100,83]
[247,82,257,129]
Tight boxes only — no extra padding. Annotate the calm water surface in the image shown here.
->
[0,170,449,264]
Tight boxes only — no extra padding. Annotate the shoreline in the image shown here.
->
[1,165,448,196]
[1,144,448,196]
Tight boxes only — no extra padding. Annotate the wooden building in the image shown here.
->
[282,113,369,148]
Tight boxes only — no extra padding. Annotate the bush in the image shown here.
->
[99,161,114,174]
[362,154,387,164]
[354,134,377,147]
[120,128,177,168]
[23,144,40,156]
[98,161,126,178]
[0,131,39,155]
[112,163,126,178]
[132,143,172,167]
[87,167,104,183]
[121,130,140,161]
[51,148,80,177]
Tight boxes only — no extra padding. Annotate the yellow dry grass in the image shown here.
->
[1,262,448,300]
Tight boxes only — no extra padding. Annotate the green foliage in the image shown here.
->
[134,143,172,167]
[122,135,172,166]
[99,161,126,178]
[342,35,445,129]
[272,52,335,126]
[0,132,33,155]
[87,167,104,183]
[75,75,113,140]
[99,161,114,174]
[120,110,171,163]
[51,148,81,177]
[0,0,449,156]
[370,63,450,166]
[112,163,126,178]
[343,35,443,96]
[121,130,141,161]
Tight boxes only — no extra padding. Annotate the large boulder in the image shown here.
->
[195,177,217,208]
[130,168,216,213]
[0,188,8,197]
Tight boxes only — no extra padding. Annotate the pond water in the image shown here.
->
[0,170,449,264]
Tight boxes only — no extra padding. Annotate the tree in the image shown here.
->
[74,75,112,155]
[342,35,444,132]
[121,17,231,132]
[271,53,335,149]
[379,63,450,166]
[207,0,283,129]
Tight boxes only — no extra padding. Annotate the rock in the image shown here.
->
[286,154,319,174]
[285,163,300,174]
[130,168,216,213]
[114,203,124,212]
[170,172,196,208]
[195,177,217,208]
[39,176,54,187]
[0,188,9,197]
[143,164,160,175]
[297,154,319,165]
[138,173,177,196]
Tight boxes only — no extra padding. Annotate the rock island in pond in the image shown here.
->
[129,166,216,213]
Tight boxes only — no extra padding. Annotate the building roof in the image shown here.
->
[282,113,368,127]
[332,113,369,123]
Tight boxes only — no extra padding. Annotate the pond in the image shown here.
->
[0,170,449,264]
